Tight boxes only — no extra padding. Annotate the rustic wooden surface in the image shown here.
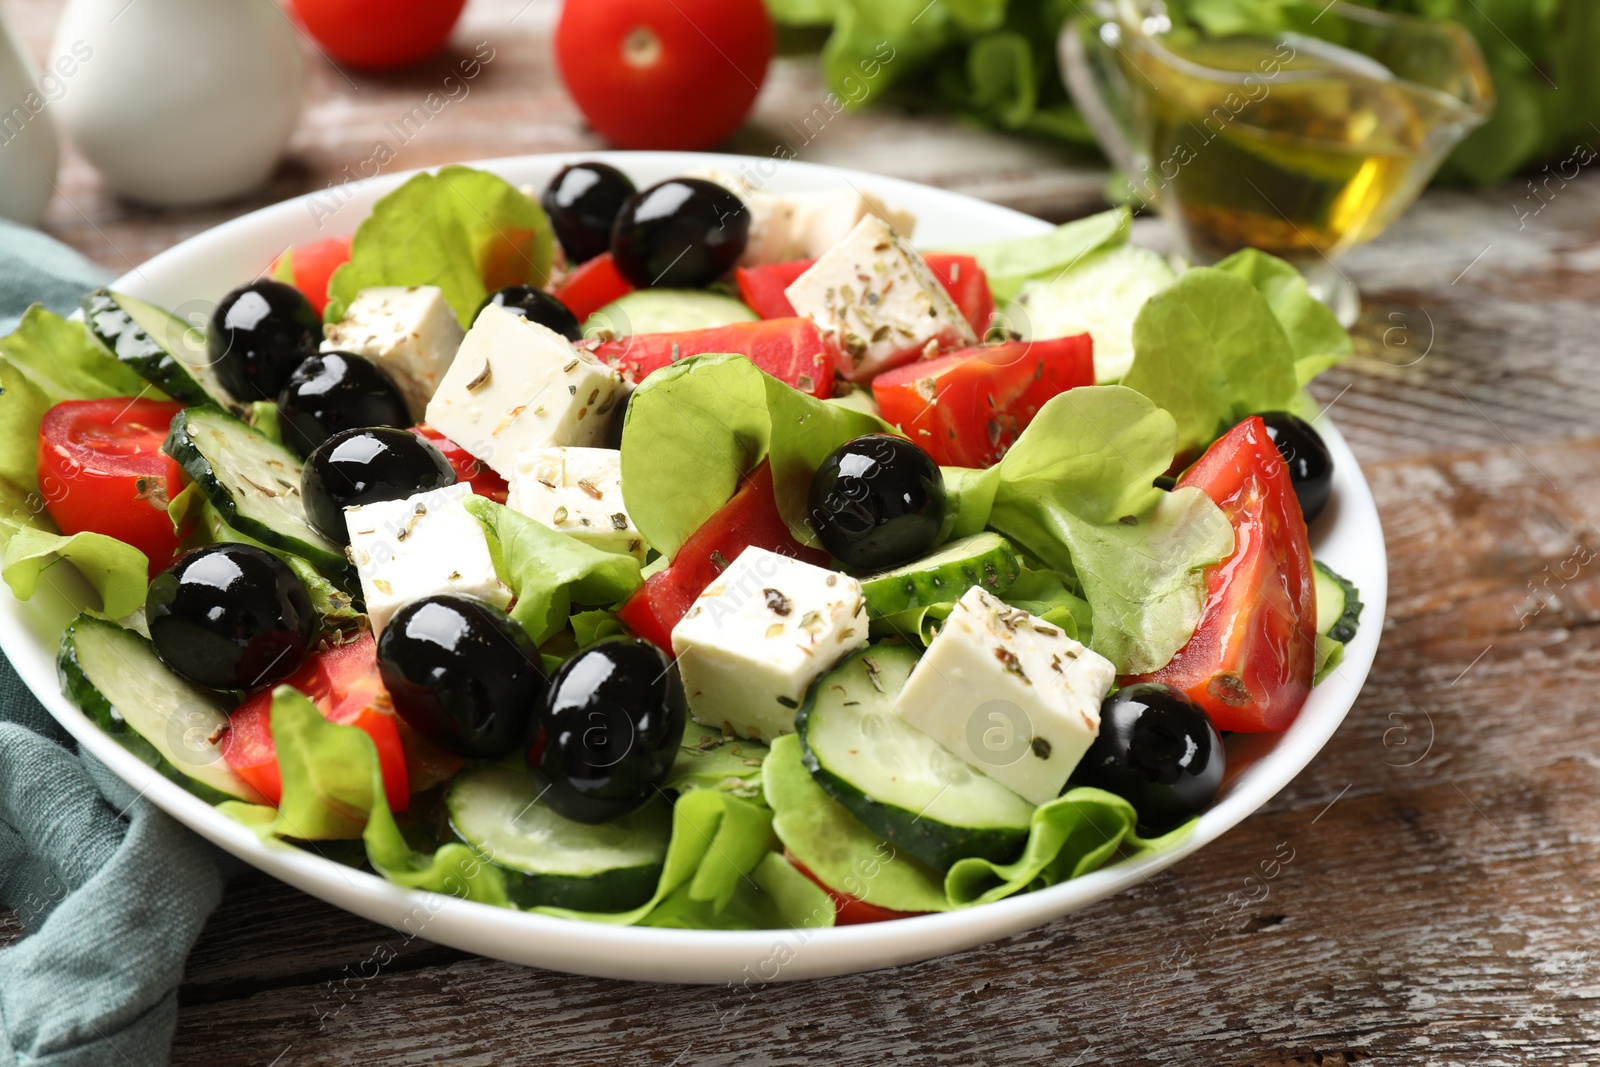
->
[6,0,1600,1064]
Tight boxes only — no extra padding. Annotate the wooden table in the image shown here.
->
[7,1,1600,1063]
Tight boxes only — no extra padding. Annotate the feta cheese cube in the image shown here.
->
[785,215,976,381]
[687,169,917,265]
[891,586,1115,806]
[672,547,868,742]
[504,447,645,560]
[322,286,465,420]
[424,304,624,479]
[345,482,510,635]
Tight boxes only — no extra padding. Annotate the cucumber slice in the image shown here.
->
[1010,245,1176,383]
[57,615,264,804]
[859,532,1020,618]
[82,290,240,411]
[797,644,1034,870]
[583,290,756,338]
[447,765,670,911]
[164,407,347,575]
[1313,560,1363,644]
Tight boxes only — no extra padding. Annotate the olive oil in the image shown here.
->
[1121,34,1472,264]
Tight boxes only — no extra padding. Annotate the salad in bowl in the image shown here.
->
[0,158,1365,936]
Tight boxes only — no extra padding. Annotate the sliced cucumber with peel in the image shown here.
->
[859,532,1019,618]
[447,765,670,911]
[83,289,239,411]
[583,289,756,339]
[57,615,264,804]
[165,407,347,575]
[797,644,1034,870]
[1312,561,1363,685]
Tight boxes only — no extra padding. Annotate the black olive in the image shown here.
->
[301,427,456,544]
[475,285,582,342]
[209,280,323,402]
[146,544,314,691]
[808,434,945,571]
[1257,412,1334,523]
[532,637,687,824]
[377,595,547,759]
[541,162,637,266]
[1068,683,1224,835]
[610,178,748,289]
[277,352,412,460]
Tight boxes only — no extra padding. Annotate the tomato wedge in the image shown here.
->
[553,251,634,322]
[872,336,1094,469]
[270,235,352,318]
[1127,417,1316,732]
[785,851,925,925]
[617,462,829,651]
[411,425,509,503]
[590,318,834,396]
[36,398,186,576]
[737,253,996,336]
[222,634,442,812]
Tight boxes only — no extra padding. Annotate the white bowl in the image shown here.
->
[0,152,1387,983]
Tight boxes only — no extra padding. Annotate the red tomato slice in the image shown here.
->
[555,0,773,151]
[554,252,635,322]
[411,425,509,503]
[735,259,811,319]
[871,336,1095,468]
[36,398,186,576]
[222,634,435,813]
[617,462,828,651]
[270,235,352,318]
[1126,417,1316,732]
[785,851,924,925]
[590,318,833,396]
[736,254,996,337]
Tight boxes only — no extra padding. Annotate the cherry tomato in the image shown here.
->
[36,398,186,576]
[410,425,509,504]
[288,0,466,70]
[785,851,924,925]
[1126,417,1317,733]
[553,251,634,322]
[617,462,828,652]
[555,0,773,150]
[872,335,1095,469]
[270,235,352,318]
[591,318,834,396]
[221,634,458,813]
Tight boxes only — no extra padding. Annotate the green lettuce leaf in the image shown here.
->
[619,353,887,558]
[1120,267,1301,458]
[1215,249,1351,385]
[324,166,556,329]
[952,208,1131,303]
[666,721,768,799]
[639,852,835,930]
[958,386,1234,673]
[945,788,1194,906]
[764,734,952,913]
[569,608,625,648]
[464,496,642,644]
[0,522,149,618]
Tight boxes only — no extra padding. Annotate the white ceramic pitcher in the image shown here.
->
[49,0,305,206]
[0,3,61,225]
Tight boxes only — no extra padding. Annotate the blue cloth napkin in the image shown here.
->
[0,218,226,1067]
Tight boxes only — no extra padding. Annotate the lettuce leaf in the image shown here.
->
[464,496,642,645]
[954,386,1234,673]
[639,852,834,931]
[323,166,557,329]
[1215,249,1351,385]
[952,208,1131,303]
[666,721,768,799]
[619,353,888,558]
[1120,267,1301,459]
[0,523,149,619]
